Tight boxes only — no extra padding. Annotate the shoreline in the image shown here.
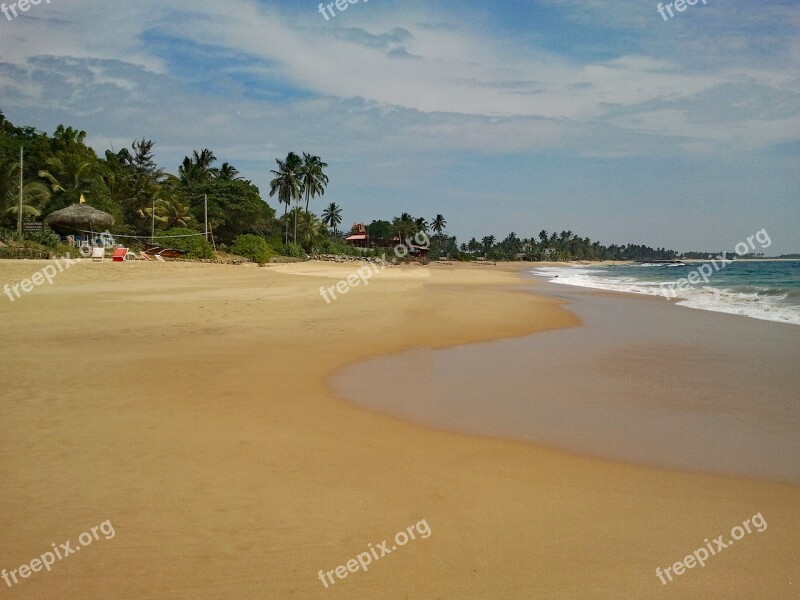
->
[1,259,798,598]
[331,265,800,483]
[529,260,800,326]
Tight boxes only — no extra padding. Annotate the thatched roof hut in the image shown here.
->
[44,204,115,232]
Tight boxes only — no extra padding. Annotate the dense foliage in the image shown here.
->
[0,111,278,251]
[1,110,713,263]
[231,234,274,264]
[153,228,214,260]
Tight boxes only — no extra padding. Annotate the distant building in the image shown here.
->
[345,223,369,248]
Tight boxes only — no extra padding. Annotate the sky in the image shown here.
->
[0,0,798,253]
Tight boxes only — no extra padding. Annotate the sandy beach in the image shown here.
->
[333,276,800,483]
[1,259,798,599]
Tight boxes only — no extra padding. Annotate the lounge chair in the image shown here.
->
[112,248,129,262]
[91,247,105,262]
[154,254,166,262]
[138,251,154,261]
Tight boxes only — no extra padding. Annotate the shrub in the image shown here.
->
[153,227,214,260]
[282,242,306,259]
[316,238,365,256]
[231,234,274,264]
[26,226,62,248]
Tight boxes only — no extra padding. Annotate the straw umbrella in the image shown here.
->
[44,204,115,239]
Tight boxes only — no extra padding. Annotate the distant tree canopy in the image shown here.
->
[2,111,698,261]
[0,112,281,246]
[190,179,276,242]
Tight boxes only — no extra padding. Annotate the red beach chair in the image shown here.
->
[112,248,129,262]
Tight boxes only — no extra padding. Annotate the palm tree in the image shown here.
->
[321,202,343,236]
[558,230,572,252]
[269,152,304,244]
[297,210,323,250]
[392,213,416,242]
[2,159,51,223]
[97,171,135,209]
[502,232,521,255]
[193,149,217,173]
[179,149,217,187]
[178,157,200,187]
[432,214,447,241]
[216,162,241,181]
[145,195,194,229]
[415,217,428,235]
[482,235,495,255]
[38,156,94,204]
[300,153,328,213]
[0,157,21,215]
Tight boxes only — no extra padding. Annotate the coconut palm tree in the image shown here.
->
[179,149,217,187]
[38,155,94,204]
[216,162,241,181]
[0,157,20,215]
[1,158,51,224]
[482,235,495,255]
[193,149,217,174]
[300,153,328,213]
[432,214,447,241]
[392,213,416,242]
[145,195,194,229]
[269,152,304,244]
[97,171,135,209]
[297,210,323,250]
[321,202,343,236]
[415,217,428,235]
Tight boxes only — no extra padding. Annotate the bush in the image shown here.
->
[231,234,274,264]
[316,238,365,256]
[282,242,306,259]
[266,235,284,255]
[1,226,68,249]
[0,228,24,244]
[153,227,214,260]
[26,226,62,248]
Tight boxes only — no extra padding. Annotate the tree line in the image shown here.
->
[1,111,692,262]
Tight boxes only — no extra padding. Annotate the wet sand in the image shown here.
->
[332,277,800,482]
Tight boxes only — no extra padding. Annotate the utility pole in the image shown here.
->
[204,194,209,242]
[17,146,23,234]
[151,198,155,242]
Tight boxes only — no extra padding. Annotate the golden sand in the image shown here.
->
[0,259,797,598]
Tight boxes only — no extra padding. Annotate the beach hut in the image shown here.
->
[345,223,369,248]
[44,203,115,241]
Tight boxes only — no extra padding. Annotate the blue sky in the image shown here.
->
[1,0,798,253]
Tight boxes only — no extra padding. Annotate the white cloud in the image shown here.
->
[1,0,797,158]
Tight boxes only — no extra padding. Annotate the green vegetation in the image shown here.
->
[462,231,680,262]
[153,228,214,260]
[231,234,274,264]
[1,110,690,263]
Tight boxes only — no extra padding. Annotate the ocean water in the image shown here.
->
[532,260,800,325]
